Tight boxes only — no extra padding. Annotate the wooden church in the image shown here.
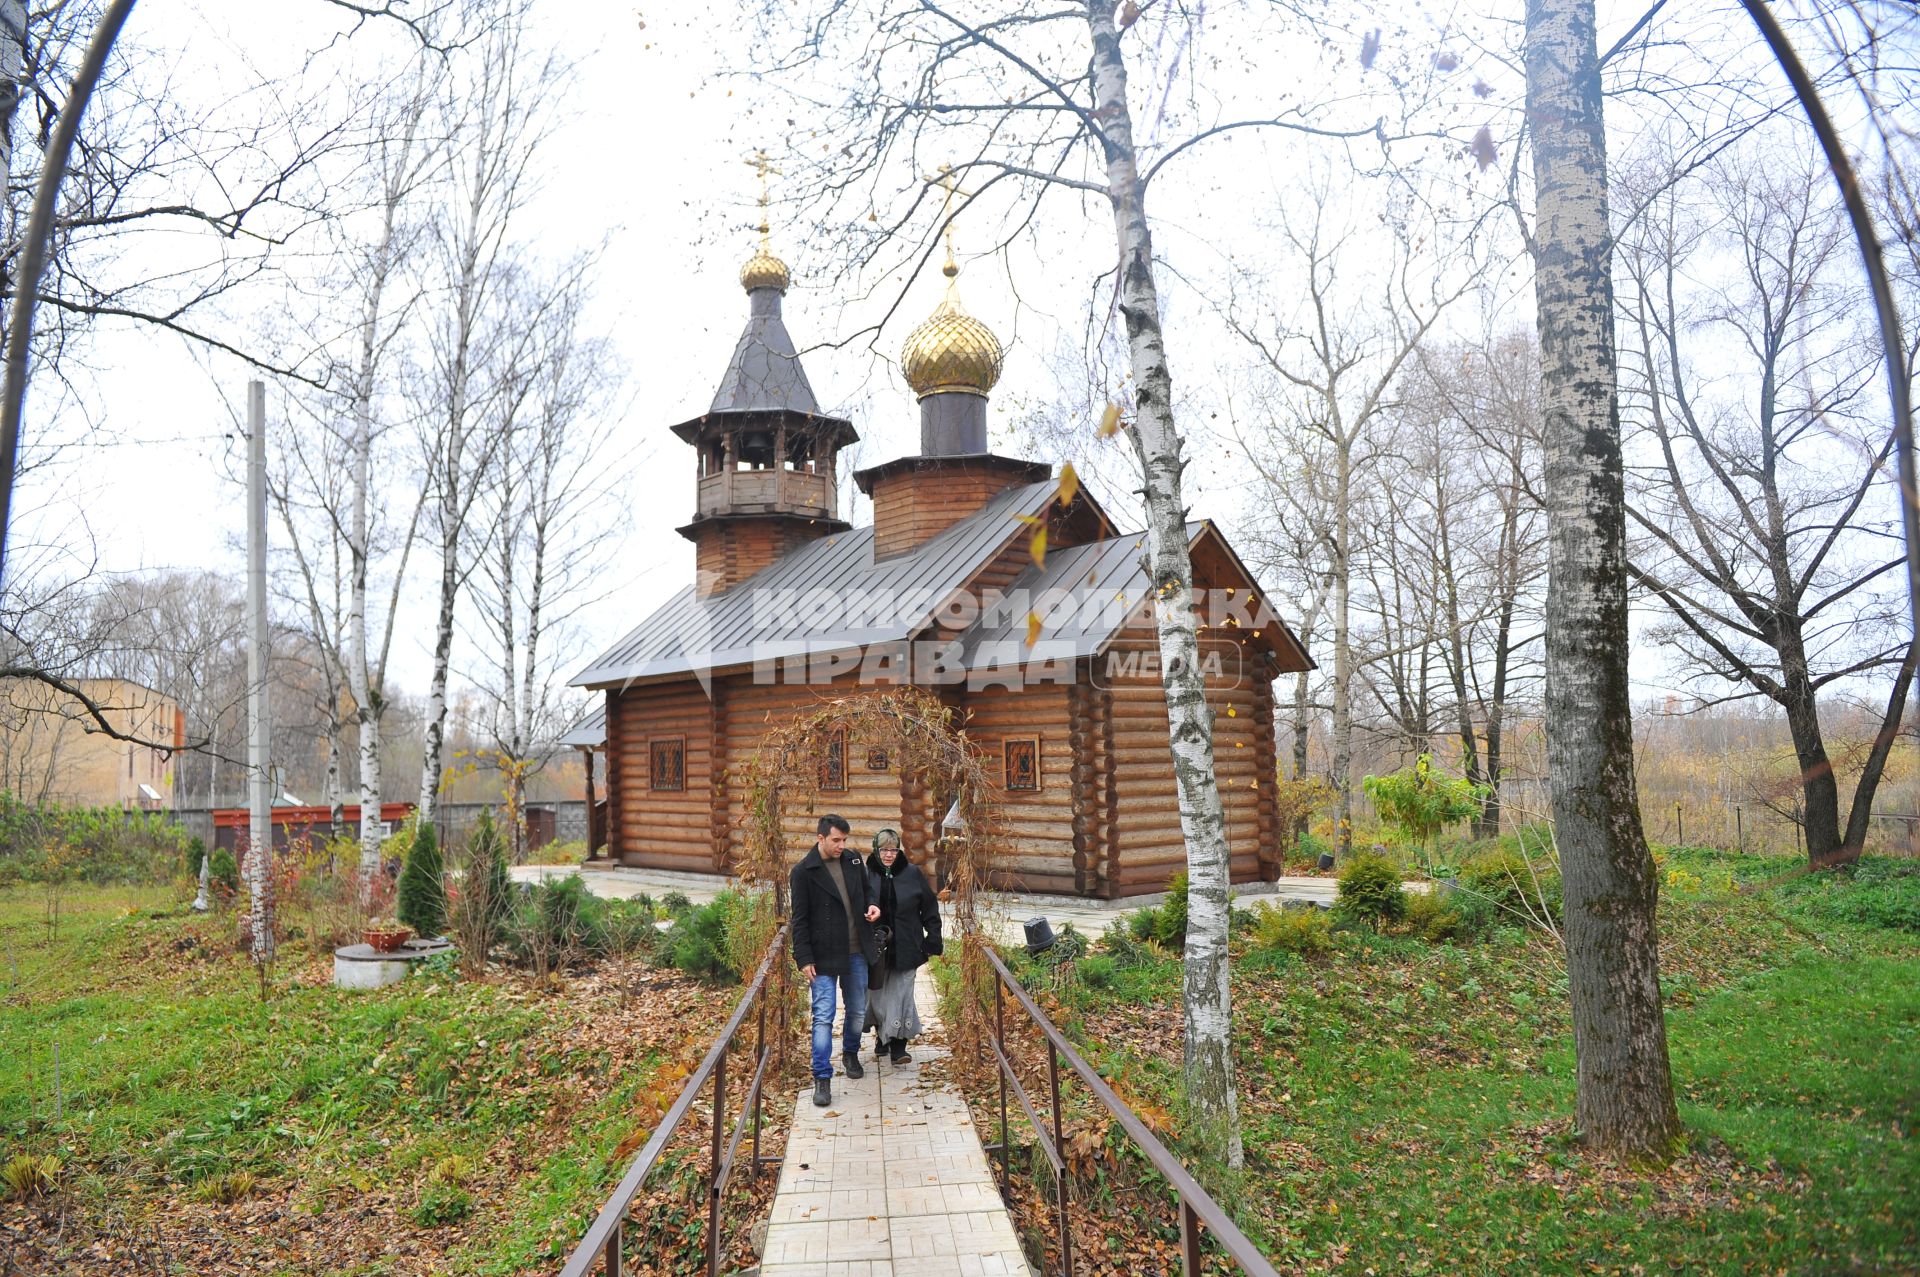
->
[569,233,1310,898]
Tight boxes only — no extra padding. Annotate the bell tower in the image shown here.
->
[673,212,857,596]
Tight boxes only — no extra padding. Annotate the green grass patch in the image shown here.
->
[1009,852,1920,1274]
[0,884,731,1274]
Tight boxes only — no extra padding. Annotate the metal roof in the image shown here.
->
[571,486,1313,690]
[571,479,1062,688]
[707,290,819,417]
[955,520,1309,670]
[556,704,606,749]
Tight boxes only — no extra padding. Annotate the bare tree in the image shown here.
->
[1619,142,1914,866]
[1525,0,1679,1160]
[1221,188,1473,857]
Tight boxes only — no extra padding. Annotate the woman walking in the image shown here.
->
[864,828,942,1064]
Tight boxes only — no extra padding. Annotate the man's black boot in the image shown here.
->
[842,1052,864,1080]
[812,1078,831,1107]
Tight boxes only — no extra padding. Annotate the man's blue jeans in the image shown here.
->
[809,952,869,1079]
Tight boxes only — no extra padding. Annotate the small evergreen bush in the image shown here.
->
[1252,903,1334,956]
[1403,890,1465,942]
[1335,853,1407,930]
[397,822,447,938]
[1098,918,1152,967]
[208,848,240,896]
[667,898,736,981]
[1078,954,1118,989]
[1152,871,1190,946]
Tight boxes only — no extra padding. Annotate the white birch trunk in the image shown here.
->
[1086,0,1240,1169]
[1527,0,1679,1158]
[1331,442,1353,858]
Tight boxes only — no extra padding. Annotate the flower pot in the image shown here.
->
[363,925,414,953]
[1316,852,1336,872]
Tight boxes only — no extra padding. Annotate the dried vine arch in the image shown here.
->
[733,685,1005,1058]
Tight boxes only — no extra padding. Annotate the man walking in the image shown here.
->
[790,814,881,1107]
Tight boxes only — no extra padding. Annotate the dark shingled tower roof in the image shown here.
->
[670,282,856,448]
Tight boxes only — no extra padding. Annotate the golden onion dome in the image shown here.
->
[739,247,791,293]
[901,262,1004,398]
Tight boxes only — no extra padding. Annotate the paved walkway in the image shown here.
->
[758,963,1032,1277]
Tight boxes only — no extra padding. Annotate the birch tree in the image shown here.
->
[467,265,621,859]
[413,1,565,828]
[1525,0,1679,1159]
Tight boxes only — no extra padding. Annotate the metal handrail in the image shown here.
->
[980,943,1281,1277]
[558,921,792,1277]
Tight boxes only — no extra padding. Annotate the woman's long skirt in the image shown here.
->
[864,963,923,1041]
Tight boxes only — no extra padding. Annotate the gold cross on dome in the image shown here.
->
[746,149,782,248]
[924,162,978,272]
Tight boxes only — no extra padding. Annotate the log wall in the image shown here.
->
[960,682,1079,895]
[1098,631,1277,894]
[606,679,717,872]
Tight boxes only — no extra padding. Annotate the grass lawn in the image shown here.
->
[968,850,1920,1276]
[0,883,761,1275]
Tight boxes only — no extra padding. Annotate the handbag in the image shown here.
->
[869,924,893,989]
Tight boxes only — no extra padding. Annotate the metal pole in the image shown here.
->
[1736,805,1744,855]
[1675,804,1683,846]
[246,380,273,971]
[603,1221,622,1277]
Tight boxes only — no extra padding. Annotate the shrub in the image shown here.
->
[208,848,240,896]
[1334,853,1407,930]
[411,1181,472,1226]
[192,1170,258,1204]
[1078,954,1118,989]
[1402,890,1465,943]
[600,899,663,958]
[667,898,737,982]
[397,822,447,939]
[2,1153,60,1201]
[1127,905,1160,941]
[1460,845,1562,927]
[1293,830,1333,869]
[448,811,513,976]
[186,836,207,880]
[0,796,193,886]
[1151,871,1189,946]
[1252,903,1334,956]
[505,875,597,971]
[660,891,693,917]
[1030,922,1089,968]
[1097,918,1152,967]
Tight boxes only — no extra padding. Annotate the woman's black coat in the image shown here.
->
[867,857,943,972]
[789,846,879,977]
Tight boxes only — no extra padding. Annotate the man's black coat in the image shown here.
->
[789,845,879,977]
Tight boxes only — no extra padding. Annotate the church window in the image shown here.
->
[1003,737,1041,792]
[820,730,847,793]
[650,737,686,792]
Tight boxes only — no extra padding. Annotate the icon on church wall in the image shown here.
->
[866,747,890,771]
[1003,737,1040,792]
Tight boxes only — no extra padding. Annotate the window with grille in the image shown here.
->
[650,738,686,792]
[820,730,847,793]
[1004,737,1041,792]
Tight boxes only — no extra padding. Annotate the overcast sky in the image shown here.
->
[10,0,1904,715]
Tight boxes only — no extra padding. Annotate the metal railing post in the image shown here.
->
[707,1046,728,1277]
[604,1219,622,1277]
[1048,1042,1071,1277]
[752,978,768,1176]
[1180,1198,1202,1276]
[994,974,1009,1185]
